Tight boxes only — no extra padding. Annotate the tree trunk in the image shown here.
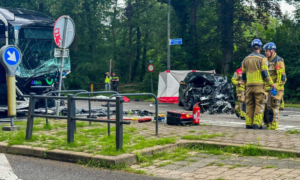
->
[189,0,199,69]
[132,26,141,81]
[220,0,234,75]
[140,31,149,82]
[126,1,134,82]
[111,0,118,68]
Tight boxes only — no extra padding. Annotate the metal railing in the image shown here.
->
[108,93,159,135]
[25,93,130,150]
[23,90,88,125]
[74,91,119,131]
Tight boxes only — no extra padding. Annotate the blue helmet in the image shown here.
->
[263,42,277,50]
[251,39,263,47]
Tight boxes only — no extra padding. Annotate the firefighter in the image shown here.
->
[231,67,246,120]
[242,39,276,129]
[263,42,286,130]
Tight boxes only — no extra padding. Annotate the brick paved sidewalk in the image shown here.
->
[130,121,300,151]
[131,151,300,180]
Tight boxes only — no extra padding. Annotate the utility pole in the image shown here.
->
[167,0,171,70]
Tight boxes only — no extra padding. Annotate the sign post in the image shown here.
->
[147,60,155,93]
[0,45,22,131]
[53,15,75,115]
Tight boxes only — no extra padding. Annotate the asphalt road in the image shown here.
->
[1,100,300,130]
[74,100,300,130]
[5,154,163,180]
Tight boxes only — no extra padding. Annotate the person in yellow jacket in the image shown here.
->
[104,72,112,91]
[263,42,286,130]
[242,39,276,129]
[231,67,246,120]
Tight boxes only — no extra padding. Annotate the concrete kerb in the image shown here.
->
[1,140,300,166]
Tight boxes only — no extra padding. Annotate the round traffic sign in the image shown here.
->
[4,47,21,66]
[0,45,22,76]
[147,64,155,72]
[53,15,75,48]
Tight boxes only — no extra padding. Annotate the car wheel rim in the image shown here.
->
[184,97,192,109]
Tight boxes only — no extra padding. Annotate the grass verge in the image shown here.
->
[181,133,225,140]
[188,144,296,158]
[77,159,147,175]
[0,118,176,156]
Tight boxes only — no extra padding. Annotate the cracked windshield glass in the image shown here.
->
[15,27,70,77]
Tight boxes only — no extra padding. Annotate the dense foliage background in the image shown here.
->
[1,0,300,102]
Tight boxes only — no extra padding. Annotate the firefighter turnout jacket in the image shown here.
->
[242,52,274,128]
[242,53,274,87]
[231,68,245,91]
[264,53,286,91]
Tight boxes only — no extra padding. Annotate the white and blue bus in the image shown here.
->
[0,7,71,111]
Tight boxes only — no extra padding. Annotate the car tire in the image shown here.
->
[178,97,183,106]
[183,97,197,111]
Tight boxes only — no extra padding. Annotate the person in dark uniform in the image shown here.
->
[111,72,119,92]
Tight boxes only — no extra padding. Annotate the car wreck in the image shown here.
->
[178,72,235,114]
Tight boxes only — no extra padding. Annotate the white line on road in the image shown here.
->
[0,153,20,180]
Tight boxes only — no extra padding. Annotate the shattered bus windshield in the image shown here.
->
[16,27,70,77]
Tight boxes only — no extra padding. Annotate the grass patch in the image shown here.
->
[182,133,225,140]
[229,164,247,169]
[188,130,196,133]
[287,129,300,134]
[285,104,300,108]
[136,147,192,167]
[200,123,211,126]
[217,163,225,167]
[0,119,176,156]
[206,162,225,167]
[157,161,173,167]
[188,144,296,158]
[263,165,275,169]
[77,159,146,175]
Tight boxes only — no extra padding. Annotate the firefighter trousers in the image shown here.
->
[264,91,284,130]
[245,86,267,127]
[235,90,246,118]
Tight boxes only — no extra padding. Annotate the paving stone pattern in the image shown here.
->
[131,152,300,180]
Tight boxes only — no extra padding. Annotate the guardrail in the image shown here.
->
[23,90,88,125]
[74,91,119,130]
[108,93,159,135]
[25,93,130,150]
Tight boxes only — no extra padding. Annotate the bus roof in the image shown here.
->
[0,7,55,27]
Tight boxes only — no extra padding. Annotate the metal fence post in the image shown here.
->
[26,93,36,140]
[115,96,123,150]
[107,99,110,136]
[67,94,75,143]
[88,94,91,125]
[45,98,48,125]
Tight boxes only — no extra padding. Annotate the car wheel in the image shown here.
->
[178,97,183,106]
[183,96,196,111]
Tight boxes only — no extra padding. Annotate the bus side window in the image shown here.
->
[0,21,6,82]
[0,21,5,47]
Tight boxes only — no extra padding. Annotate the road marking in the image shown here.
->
[0,153,20,180]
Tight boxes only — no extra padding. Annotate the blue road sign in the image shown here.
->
[4,47,21,66]
[170,38,182,45]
